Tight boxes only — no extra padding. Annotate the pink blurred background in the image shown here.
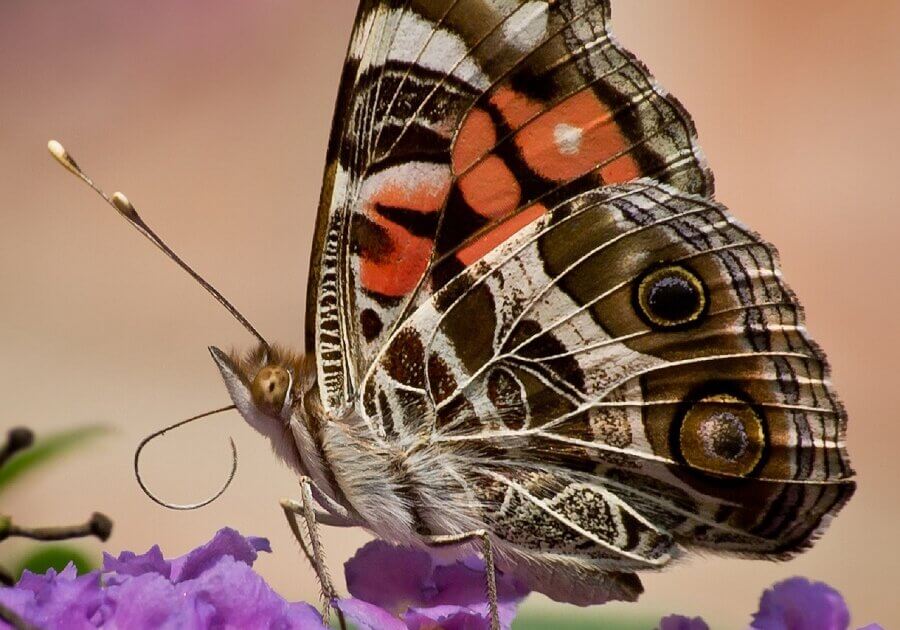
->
[1,2,898,626]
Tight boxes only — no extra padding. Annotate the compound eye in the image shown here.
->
[251,365,291,412]
[636,265,707,329]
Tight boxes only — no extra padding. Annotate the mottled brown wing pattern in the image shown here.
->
[306,0,711,413]
[472,467,672,569]
[361,181,854,559]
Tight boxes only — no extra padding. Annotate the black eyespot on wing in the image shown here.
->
[671,388,769,479]
[634,264,708,330]
[700,412,749,460]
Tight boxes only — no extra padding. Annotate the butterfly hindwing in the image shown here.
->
[361,181,853,562]
[307,0,712,413]
[472,467,673,569]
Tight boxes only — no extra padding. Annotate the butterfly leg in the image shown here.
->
[423,530,500,630]
[280,477,347,630]
[279,499,316,574]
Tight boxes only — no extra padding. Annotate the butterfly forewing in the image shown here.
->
[307,0,712,414]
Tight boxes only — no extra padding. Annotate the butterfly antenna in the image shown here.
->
[47,140,270,353]
[134,405,238,510]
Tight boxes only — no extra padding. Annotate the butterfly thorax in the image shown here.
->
[304,381,490,547]
[220,344,482,547]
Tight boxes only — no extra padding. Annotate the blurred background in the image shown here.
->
[1,1,898,627]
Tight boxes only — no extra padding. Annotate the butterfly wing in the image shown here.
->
[306,0,711,413]
[361,182,853,571]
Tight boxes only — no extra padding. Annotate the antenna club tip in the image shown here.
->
[47,139,81,175]
[47,139,66,157]
[111,192,138,219]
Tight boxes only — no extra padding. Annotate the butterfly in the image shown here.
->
[50,0,854,627]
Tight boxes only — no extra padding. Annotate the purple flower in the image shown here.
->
[658,615,709,630]
[0,528,325,629]
[336,540,529,630]
[0,531,887,630]
[663,577,882,630]
[751,577,850,630]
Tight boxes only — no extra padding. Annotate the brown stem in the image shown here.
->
[1,512,112,543]
[0,428,34,469]
[0,601,39,630]
[0,564,13,587]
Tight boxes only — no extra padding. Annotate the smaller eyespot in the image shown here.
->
[635,265,707,329]
[677,394,766,478]
[251,365,291,413]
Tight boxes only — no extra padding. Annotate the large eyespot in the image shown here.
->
[677,394,766,478]
[635,265,707,329]
[251,365,291,413]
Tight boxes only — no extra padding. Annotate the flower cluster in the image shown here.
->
[0,528,322,628]
[0,528,884,630]
[661,577,882,630]
[0,529,525,629]
[337,540,528,629]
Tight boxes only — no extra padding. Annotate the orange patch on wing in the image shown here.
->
[458,155,522,221]
[490,87,543,129]
[452,108,497,174]
[360,166,451,298]
[504,88,641,183]
[454,103,523,222]
[457,203,547,266]
[600,154,642,185]
[362,225,433,298]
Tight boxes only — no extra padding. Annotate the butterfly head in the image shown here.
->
[250,363,292,413]
[209,344,310,427]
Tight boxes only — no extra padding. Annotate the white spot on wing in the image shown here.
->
[554,123,583,156]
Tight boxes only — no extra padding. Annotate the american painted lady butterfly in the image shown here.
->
[51,1,854,627]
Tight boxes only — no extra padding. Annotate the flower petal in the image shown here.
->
[658,614,710,630]
[432,560,528,607]
[335,598,407,630]
[751,577,850,630]
[405,604,494,630]
[102,544,171,578]
[174,555,327,629]
[345,540,436,612]
[0,587,38,627]
[103,572,184,628]
[1,564,103,629]
[170,527,271,583]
